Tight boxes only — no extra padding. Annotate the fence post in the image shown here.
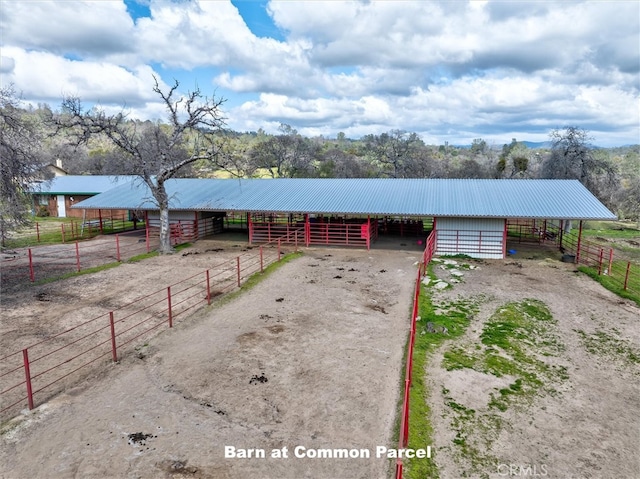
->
[115,234,121,262]
[575,220,583,264]
[36,222,40,242]
[237,256,241,287]
[260,246,264,272]
[28,248,35,282]
[206,270,211,305]
[109,312,118,362]
[75,241,81,272]
[167,287,173,327]
[598,248,604,275]
[61,223,66,243]
[608,249,614,276]
[278,239,281,261]
[624,262,631,291]
[22,349,34,410]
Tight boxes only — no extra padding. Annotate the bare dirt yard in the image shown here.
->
[1,238,639,479]
[422,248,640,479]
[1,238,423,479]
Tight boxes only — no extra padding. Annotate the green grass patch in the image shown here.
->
[403,264,486,479]
[439,299,567,477]
[575,329,640,370]
[5,217,137,248]
[578,264,640,306]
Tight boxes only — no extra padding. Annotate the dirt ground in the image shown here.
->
[425,249,640,479]
[0,238,423,479]
[1,237,639,479]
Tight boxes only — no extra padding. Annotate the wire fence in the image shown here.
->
[0,231,300,420]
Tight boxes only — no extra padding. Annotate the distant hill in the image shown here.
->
[520,141,552,149]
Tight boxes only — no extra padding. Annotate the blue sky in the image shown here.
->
[1,0,639,146]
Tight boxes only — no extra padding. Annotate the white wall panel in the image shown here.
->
[435,217,505,259]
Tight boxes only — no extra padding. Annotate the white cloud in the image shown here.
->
[0,0,135,57]
[0,0,637,145]
[1,47,161,106]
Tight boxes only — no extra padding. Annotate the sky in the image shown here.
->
[1,0,639,147]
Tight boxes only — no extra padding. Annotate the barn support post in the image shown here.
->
[115,234,121,262]
[145,211,150,253]
[367,216,371,251]
[99,209,103,234]
[575,220,584,264]
[109,312,118,362]
[193,211,198,241]
[206,270,211,305]
[305,214,310,247]
[22,349,34,410]
[248,213,253,245]
[167,287,173,328]
[502,219,508,258]
[558,220,564,250]
[75,241,81,272]
[28,248,34,282]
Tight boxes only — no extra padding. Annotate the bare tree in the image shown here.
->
[540,127,617,197]
[0,85,48,247]
[56,78,226,253]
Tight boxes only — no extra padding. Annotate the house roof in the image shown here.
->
[31,175,138,195]
[71,178,616,220]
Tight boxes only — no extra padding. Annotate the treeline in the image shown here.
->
[14,103,640,222]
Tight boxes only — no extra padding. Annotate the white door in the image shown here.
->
[57,194,66,217]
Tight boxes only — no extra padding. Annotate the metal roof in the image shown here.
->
[71,178,617,220]
[30,176,138,195]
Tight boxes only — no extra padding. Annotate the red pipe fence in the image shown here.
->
[395,230,436,479]
[0,231,300,420]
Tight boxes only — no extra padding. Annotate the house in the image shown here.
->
[71,178,616,259]
[31,175,137,219]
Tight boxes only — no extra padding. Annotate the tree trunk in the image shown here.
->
[155,180,174,254]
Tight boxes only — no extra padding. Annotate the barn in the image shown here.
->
[72,178,616,259]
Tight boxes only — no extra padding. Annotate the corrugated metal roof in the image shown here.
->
[30,176,138,195]
[71,178,617,220]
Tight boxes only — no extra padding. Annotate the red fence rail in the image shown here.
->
[560,226,638,299]
[1,231,157,287]
[0,232,299,420]
[395,230,436,479]
[251,219,379,250]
